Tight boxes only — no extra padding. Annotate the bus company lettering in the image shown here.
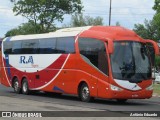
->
[20,56,34,64]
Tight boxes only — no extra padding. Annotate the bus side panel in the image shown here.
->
[39,69,98,96]
[0,55,11,87]
[59,70,77,94]
[36,54,77,94]
[76,55,98,97]
[37,54,98,96]
[58,54,77,94]
[97,78,111,99]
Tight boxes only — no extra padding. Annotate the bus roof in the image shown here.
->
[4,26,141,42]
[4,26,92,41]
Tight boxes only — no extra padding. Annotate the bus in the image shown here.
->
[0,26,159,102]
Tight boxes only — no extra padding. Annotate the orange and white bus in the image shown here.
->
[0,26,159,102]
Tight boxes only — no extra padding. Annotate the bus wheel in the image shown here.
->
[79,83,93,102]
[116,99,127,103]
[22,79,30,95]
[13,78,21,94]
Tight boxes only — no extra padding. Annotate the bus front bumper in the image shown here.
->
[109,89,153,99]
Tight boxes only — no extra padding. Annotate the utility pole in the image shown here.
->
[109,0,112,26]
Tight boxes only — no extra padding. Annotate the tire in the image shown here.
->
[22,78,30,95]
[79,83,93,102]
[13,78,21,94]
[116,99,127,103]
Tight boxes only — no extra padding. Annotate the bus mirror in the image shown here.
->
[106,38,114,54]
[145,39,160,55]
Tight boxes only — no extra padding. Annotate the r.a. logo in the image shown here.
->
[20,56,34,64]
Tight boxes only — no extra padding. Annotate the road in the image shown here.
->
[0,84,160,119]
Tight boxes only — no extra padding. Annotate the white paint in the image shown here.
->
[9,54,61,73]
[5,26,92,41]
[114,79,141,91]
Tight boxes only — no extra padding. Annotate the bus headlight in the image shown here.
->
[146,84,153,90]
[110,84,123,91]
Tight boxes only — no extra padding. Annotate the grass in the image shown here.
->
[153,83,160,96]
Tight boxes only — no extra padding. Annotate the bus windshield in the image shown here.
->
[110,41,151,83]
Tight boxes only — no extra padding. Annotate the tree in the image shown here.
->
[133,19,158,40]
[5,21,49,37]
[11,0,83,33]
[115,21,121,26]
[153,0,160,13]
[64,14,104,27]
[5,28,19,37]
[133,0,160,41]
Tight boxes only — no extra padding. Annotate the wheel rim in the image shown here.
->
[23,82,28,93]
[14,81,19,92]
[82,86,89,100]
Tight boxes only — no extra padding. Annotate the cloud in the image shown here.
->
[81,0,155,28]
[0,1,25,37]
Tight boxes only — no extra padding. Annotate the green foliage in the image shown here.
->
[155,56,160,67]
[115,22,121,26]
[5,28,19,37]
[153,84,160,96]
[133,19,158,41]
[12,0,83,33]
[133,0,160,41]
[5,21,55,37]
[153,0,160,13]
[64,14,104,27]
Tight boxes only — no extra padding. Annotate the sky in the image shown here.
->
[0,0,156,38]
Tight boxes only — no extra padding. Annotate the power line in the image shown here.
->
[83,12,154,15]
[112,7,153,9]
[83,4,153,9]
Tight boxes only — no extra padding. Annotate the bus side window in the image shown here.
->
[3,42,12,54]
[56,38,66,54]
[39,38,56,54]
[65,37,75,54]
[78,38,108,75]
[38,37,75,54]
[56,37,75,54]
[21,40,38,54]
[12,41,22,54]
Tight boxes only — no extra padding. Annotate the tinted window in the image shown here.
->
[56,37,75,54]
[65,37,75,53]
[21,40,38,54]
[56,38,66,53]
[3,37,75,55]
[79,38,108,75]
[12,41,22,54]
[146,43,155,66]
[3,41,12,54]
[39,38,56,54]
[111,41,151,81]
